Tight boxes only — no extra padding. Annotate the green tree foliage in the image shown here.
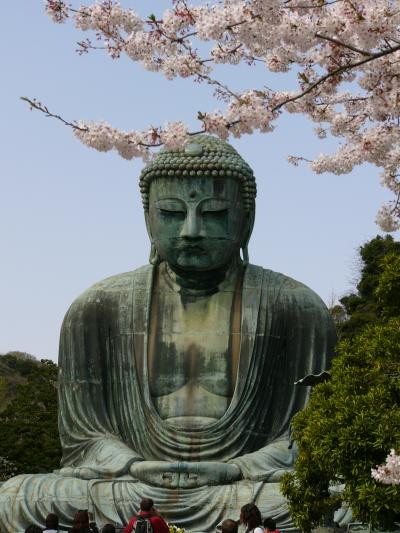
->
[375,254,400,318]
[281,320,400,531]
[339,235,400,337]
[0,377,6,410]
[0,354,61,480]
[281,235,400,531]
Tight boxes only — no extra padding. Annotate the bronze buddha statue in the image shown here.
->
[0,136,335,532]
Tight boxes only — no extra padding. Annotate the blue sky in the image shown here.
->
[1,2,397,361]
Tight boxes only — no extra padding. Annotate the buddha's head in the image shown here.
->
[139,136,257,272]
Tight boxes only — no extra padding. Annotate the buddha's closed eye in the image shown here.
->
[159,208,185,215]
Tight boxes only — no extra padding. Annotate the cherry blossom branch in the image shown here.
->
[20,95,244,142]
[283,0,344,6]
[315,33,373,57]
[392,190,400,213]
[272,43,400,112]
[196,73,241,101]
[39,0,400,232]
[20,97,87,132]
[20,96,235,152]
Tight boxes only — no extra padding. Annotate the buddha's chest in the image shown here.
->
[147,272,241,425]
[149,321,232,396]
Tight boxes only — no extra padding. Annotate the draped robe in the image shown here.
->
[0,263,336,532]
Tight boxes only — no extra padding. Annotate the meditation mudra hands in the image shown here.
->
[57,460,242,487]
[130,461,242,488]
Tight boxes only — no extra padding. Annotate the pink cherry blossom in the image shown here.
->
[372,449,400,485]
[37,0,400,230]
[159,122,189,149]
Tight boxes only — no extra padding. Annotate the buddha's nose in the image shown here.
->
[180,210,203,239]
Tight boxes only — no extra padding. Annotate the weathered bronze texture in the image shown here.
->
[0,136,336,533]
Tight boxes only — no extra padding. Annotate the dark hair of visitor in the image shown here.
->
[71,509,90,531]
[102,525,116,533]
[25,526,43,533]
[46,512,59,529]
[221,518,239,533]
[263,518,276,532]
[240,503,262,531]
[140,498,154,512]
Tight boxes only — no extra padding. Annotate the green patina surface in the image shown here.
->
[0,136,336,533]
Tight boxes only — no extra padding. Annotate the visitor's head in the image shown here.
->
[141,136,256,271]
[263,517,277,533]
[72,509,90,530]
[240,503,262,530]
[45,513,59,529]
[25,526,42,533]
[140,498,154,512]
[221,518,239,533]
[102,525,116,533]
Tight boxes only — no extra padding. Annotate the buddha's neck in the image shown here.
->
[165,257,242,296]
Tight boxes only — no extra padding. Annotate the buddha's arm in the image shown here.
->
[57,289,142,479]
[229,282,336,482]
[228,437,294,482]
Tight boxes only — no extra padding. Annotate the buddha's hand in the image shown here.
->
[130,461,242,488]
[57,460,137,480]
[58,467,105,480]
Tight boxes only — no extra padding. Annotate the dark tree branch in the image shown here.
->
[272,43,400,112]
[20,97,87,131]
[315,32,373,57]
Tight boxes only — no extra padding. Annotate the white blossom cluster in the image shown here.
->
[44,0,400,230]
[371,449,400,485]
[45,0,69,23]
[73,119,190,159]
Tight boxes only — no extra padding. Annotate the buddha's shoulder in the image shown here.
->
[88,265,152,291]
[249,263,327,310]
[69,265,153,307]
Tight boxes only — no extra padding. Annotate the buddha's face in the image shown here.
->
[147,175,247,271]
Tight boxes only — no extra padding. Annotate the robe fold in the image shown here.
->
[0,263,336,533]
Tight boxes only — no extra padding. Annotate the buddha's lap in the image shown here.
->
[0,472,294,532]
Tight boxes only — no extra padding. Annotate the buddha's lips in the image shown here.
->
[178,245,205,253]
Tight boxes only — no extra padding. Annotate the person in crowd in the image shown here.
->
[263,517,279,533]
[220,519,239,533]
[240,503,263,533]
[43,512,61,532]
[70,510,99,533]
[25,526,43,533]
[124,498,169,533]
[101,526,116,533]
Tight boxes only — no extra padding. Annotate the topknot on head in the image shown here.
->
[139,135,257,212]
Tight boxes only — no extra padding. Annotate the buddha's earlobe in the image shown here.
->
[149,243,162,265]
[241,245,249,265]
[144,211,161,265]
[240,208,255,266]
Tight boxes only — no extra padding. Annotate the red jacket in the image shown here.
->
[124,511,170,533]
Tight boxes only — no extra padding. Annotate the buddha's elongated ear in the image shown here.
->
[149,244,162,265]
[144,211,162,265]
[240,207,255,266]
[144,210,152,240]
